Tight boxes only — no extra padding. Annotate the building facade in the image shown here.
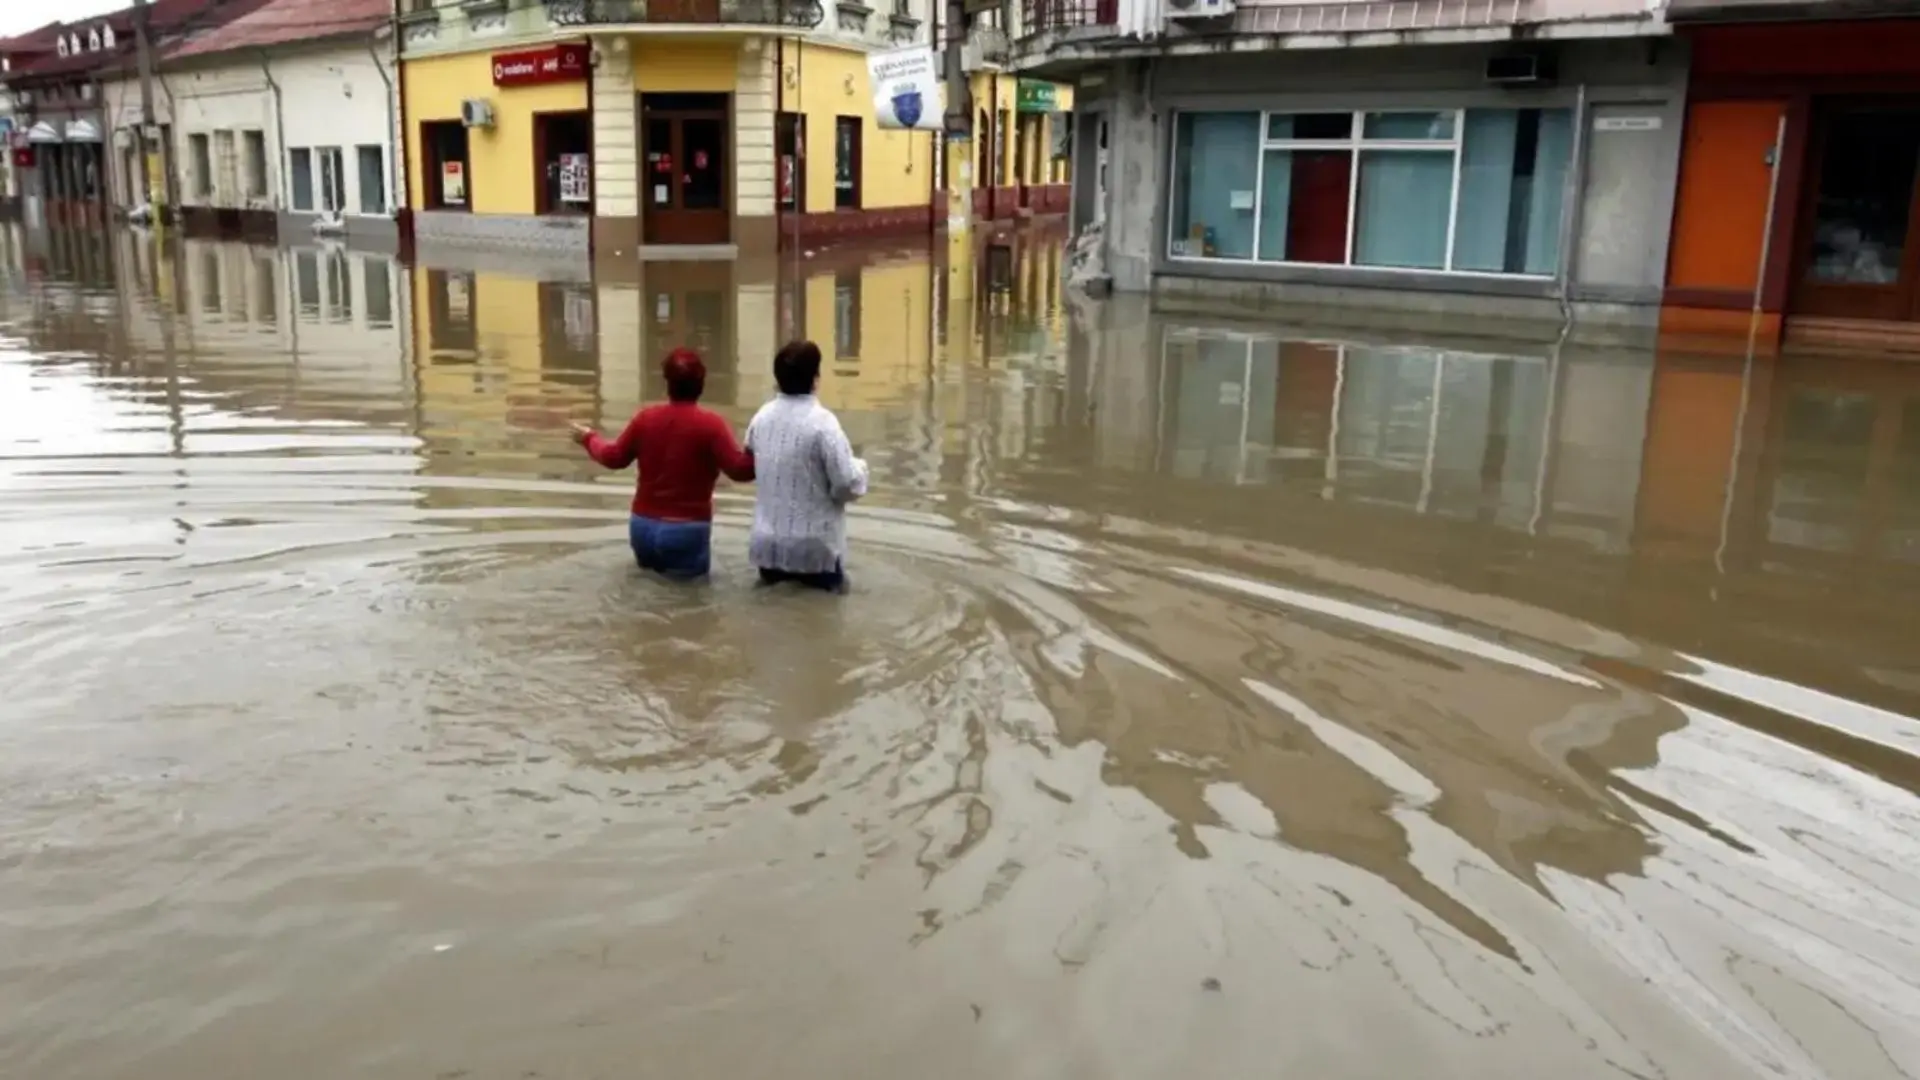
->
[1659,3,1920,351]
[99,0,399,246]
[393,0,1074,255]
[1016,0,1681,340]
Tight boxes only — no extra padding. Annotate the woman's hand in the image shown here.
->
[569,422,594,447]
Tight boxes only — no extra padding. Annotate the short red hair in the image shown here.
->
[662,347,706,402]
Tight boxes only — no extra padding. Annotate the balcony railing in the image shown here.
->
[1018,0,1118,37]
[545,0,825,27]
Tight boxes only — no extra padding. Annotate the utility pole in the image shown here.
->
[132,0,165,231]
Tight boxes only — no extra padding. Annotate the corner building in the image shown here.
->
[395,0,1033,257]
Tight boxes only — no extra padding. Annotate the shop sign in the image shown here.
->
[868,46,943,132]
[491,43,588,88]
[559,153,590,204]
[1016,80,1058,114]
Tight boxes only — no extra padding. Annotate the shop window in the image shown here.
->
[363,257,393,327]
[421,120,470,211]
[188,133,212,199]
[357,145,386,213]
[288,147,314,211]
[243,130,267,199]
[776,111,805,211]
[834,116,861,210]
[318,147,345,213]
[1168,107,1572,275]
[533,111,591,215]
[1052,113,1073,181]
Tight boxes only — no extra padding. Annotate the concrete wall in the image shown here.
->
[1077,39,1688,339]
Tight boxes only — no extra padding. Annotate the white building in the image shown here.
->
[102,0,398,247]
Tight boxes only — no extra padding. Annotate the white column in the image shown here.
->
[733,37,775,221]
[591,38,638,226]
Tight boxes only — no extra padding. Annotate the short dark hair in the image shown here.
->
[662,347,706,402]
[773,339,821,396]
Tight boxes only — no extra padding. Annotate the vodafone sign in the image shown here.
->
[491,43,589,88]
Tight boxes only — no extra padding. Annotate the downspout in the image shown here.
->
[369,31,398,233]
[1553,81,1588,345]
[257,50,283,228]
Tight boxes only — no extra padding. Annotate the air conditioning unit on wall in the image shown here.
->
[460,98,495,129]
[1167,0,1235,22]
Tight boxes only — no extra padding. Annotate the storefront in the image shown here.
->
[1662,15,1920,348]
[20,113,108,227]
[1081,41,1688,335]
[403,41,592,250]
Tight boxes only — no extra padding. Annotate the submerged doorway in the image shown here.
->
[641,92,729,246]
[1792,103,1920,323]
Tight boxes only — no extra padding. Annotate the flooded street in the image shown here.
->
[2,225,1918,1079]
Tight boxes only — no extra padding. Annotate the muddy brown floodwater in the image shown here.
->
[2,225,1919,1080]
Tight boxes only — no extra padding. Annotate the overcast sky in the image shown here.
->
[1,0,130,39]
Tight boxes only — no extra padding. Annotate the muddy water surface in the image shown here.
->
[2,227,1918,1079]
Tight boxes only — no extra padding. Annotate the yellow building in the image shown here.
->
[394,1,1071,254]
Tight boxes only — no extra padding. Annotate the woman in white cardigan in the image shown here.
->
[743,340,869,593]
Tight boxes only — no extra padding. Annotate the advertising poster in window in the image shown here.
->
[559,153,589,204]
[868,46,943,132]
[442,161,466,205]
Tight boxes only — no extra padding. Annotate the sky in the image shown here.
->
[0,0,130,39]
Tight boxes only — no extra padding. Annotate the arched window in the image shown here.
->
[102,26,116,49]
[57,35,70,57]
[88,29,101,51]
[70,34,82,54]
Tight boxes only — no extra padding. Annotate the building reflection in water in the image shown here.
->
[8,221,1920,961]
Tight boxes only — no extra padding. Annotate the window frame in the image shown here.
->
[1164,107,1568,280]
[188,132,212,200]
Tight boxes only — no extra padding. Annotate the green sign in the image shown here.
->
[1016,80,1058,114]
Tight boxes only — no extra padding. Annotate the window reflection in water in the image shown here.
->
[427,269,478,361]
[294,251,320,318]
[361,257,392,328]
[1767,391,1875,555]
[538,281,597,372]
[324,251,352,325]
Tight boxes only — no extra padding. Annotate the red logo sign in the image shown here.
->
[491,43,589,88]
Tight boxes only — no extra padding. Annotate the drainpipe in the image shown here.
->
[1552,81,1587,344]
[258,51,284,233]
[368,32,398,237]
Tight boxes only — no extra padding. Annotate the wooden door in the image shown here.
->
[1791,102,1920,322]
[641,100,730,246]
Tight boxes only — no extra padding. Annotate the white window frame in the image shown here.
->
[1164,107,1566,280]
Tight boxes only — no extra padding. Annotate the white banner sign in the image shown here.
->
[869,46,943,132]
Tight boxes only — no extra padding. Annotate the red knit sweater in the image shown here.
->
[583,402,754,521]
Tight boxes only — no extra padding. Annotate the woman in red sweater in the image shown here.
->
[570,348,754,579]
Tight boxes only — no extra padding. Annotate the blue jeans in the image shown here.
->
[629,515,711,580]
